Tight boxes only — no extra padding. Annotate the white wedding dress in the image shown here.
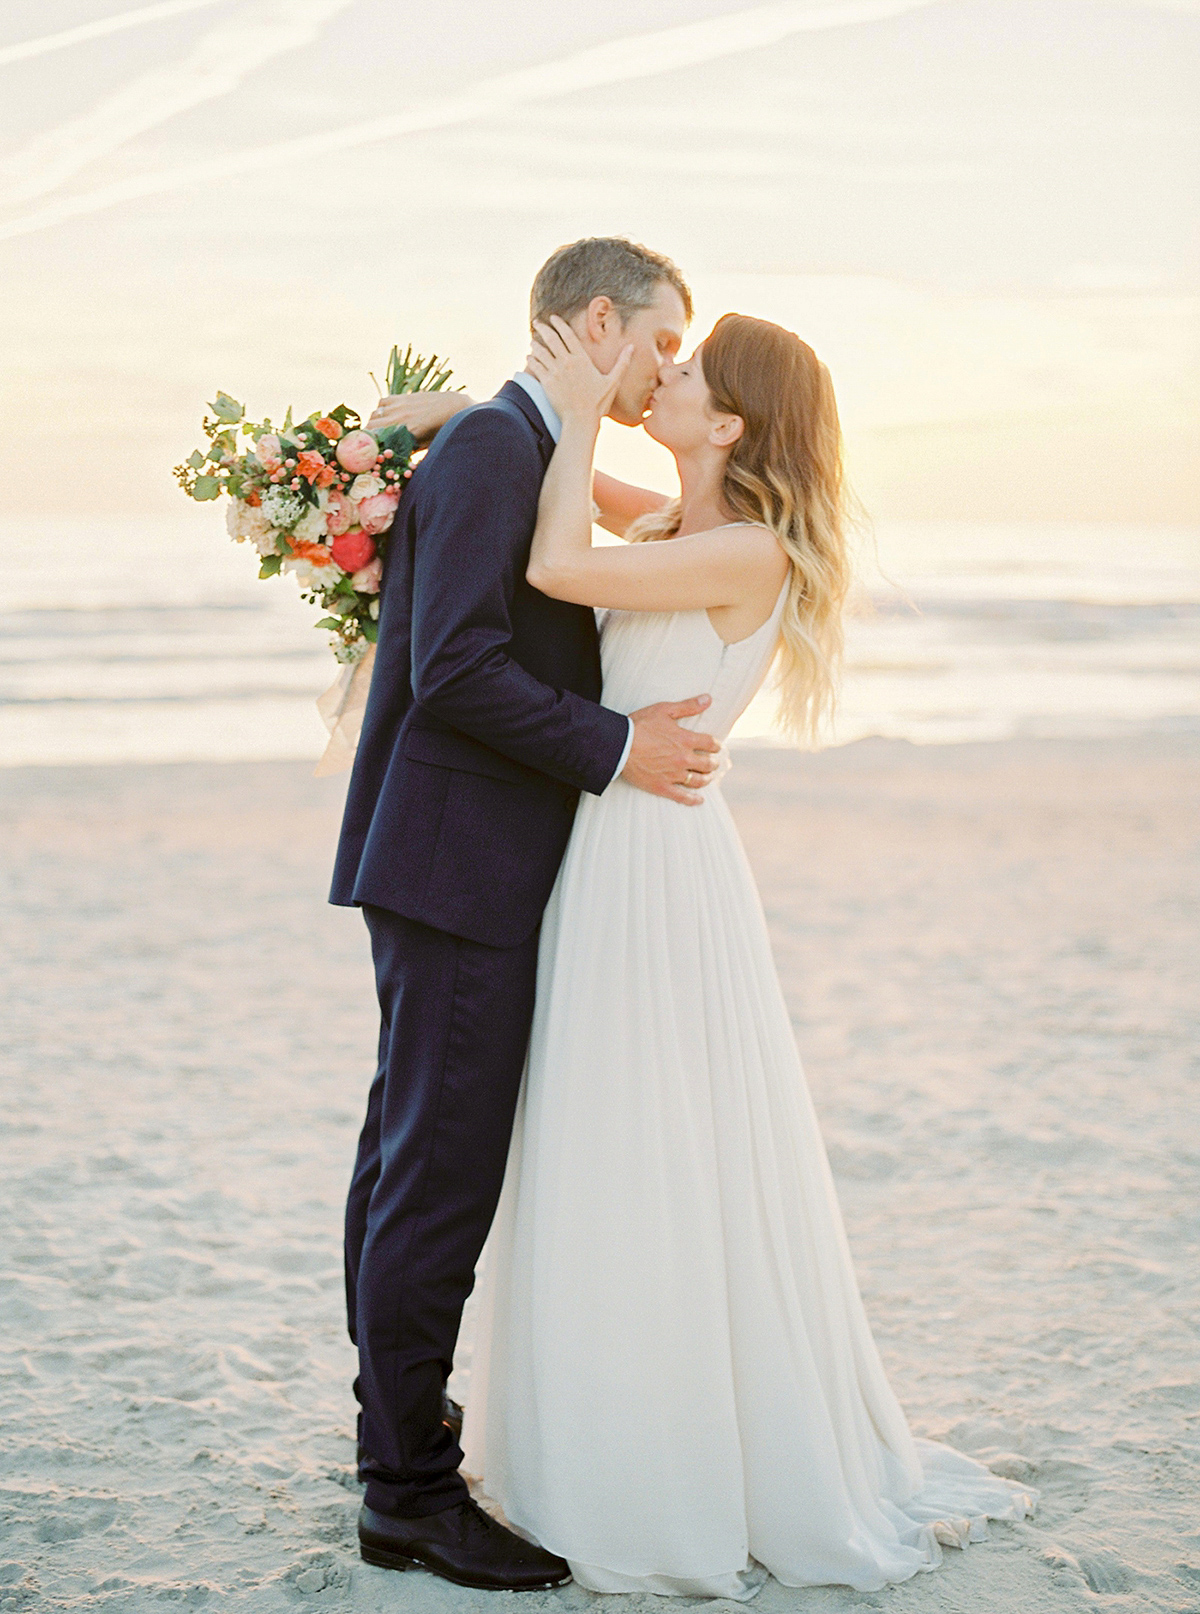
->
[461,583,1034,1598]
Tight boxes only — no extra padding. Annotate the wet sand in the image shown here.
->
[1,737,1197,1612]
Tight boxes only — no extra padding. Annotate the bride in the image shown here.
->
[399,312,1033,1597]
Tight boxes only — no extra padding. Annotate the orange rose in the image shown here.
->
[296,449,327,485]
[288,538,334,566]
[314,463,336,488]
[315,416,342,440]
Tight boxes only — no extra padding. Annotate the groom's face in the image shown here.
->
[574,283,688,427]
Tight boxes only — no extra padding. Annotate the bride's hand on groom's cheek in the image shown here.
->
[528,317,633,423]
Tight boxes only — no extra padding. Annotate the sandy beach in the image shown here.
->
[2,736,1198,1613]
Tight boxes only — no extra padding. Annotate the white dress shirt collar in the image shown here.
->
[512,370,562,444]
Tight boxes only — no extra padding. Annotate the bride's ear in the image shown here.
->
[710,413,744,448]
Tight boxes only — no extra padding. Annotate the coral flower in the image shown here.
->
[315,416,342,440]
[288,538,335,566]
[314,464,336,488]
[331,528,376,573]
[296,449,327,485]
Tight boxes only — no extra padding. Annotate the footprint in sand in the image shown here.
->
[1044,1546,1135,1595]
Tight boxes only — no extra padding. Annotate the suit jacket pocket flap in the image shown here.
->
[403,724,535,785]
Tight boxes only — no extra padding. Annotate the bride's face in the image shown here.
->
[643,345,738,455]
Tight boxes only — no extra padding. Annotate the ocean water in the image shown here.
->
[2,517,1197,768]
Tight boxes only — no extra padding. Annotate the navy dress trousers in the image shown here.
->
[330,382,629,1517]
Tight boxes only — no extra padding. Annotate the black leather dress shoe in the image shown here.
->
[358,1499,572,1590]
[441,1393,463,1441]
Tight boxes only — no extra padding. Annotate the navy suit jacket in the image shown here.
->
[329,381,630,947]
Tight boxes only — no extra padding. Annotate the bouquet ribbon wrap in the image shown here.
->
[314,645,375,777]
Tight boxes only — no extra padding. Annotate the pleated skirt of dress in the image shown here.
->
[462,780,1034,1597]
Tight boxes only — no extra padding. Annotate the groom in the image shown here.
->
[329,238,720,1589]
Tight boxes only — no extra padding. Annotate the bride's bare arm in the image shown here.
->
[591,470,672,537]
[531,462,783,614]
[525,323,786,615]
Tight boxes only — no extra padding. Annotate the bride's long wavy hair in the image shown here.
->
[627,313,852,745]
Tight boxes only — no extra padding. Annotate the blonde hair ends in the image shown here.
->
[627,313,853,745]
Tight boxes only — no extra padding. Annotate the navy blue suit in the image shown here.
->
[331,382,628,1517]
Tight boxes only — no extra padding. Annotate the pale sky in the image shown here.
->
[1,0,1197,523]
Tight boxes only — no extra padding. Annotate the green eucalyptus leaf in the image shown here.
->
[259,553,282,578]
[360,618,378,643]
[210,391,244,424]
[313,616,342,631]
[193,475,220,500]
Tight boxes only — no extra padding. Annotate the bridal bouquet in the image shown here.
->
[174,346,457,664]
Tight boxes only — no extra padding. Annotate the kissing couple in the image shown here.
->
[330,236,1034,1598]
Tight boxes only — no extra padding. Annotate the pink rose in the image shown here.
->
[330,528,376,573]
[255,432,282,471]
[335,429,379,474]
[356,489,400,535]
[351,557,383,594]
[324,489,354,536]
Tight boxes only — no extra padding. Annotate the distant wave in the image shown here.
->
[5,586,1197,763]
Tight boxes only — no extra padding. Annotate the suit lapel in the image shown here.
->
[497,380,555,468]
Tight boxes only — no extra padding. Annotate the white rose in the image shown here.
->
[283,556,343,591]
[226,499,279,555]
[250,524,280,557]
[243,509,279,556]
[348,473,384,503]
[293,504,328,543]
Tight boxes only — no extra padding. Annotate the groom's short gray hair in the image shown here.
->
[531,237,693,329]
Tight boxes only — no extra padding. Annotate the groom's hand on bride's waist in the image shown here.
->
[623,695,720,806]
